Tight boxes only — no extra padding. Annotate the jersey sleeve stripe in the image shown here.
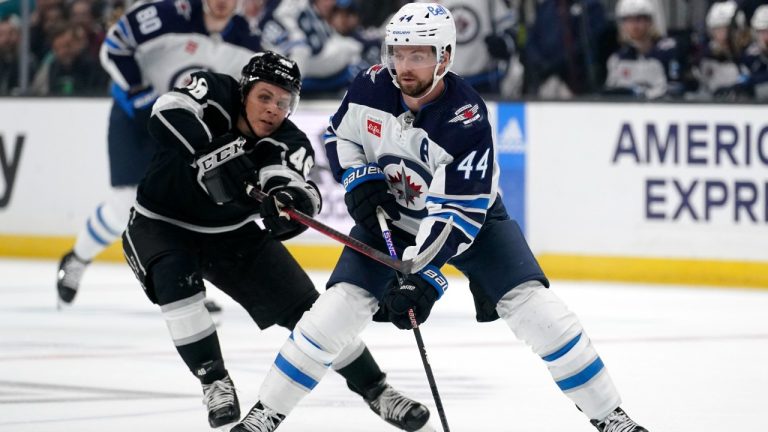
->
[259,165,306,189]
[155,111,198,154]
[429,212,481,238]
[426,195,490,210]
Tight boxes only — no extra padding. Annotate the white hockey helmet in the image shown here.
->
[706,1,744,29]
[615,0,654,19]
[751,5,768,31]
[382,2,456,96]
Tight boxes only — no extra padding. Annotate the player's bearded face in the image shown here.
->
[392,46,438,97]
[206,0,237,19]
[242,82,291,137]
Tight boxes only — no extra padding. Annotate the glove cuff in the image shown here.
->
[342,163,385,192]
[418,265,448,299]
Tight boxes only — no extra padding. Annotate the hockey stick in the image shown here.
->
[376,209,451,432]
[245,184,451,274]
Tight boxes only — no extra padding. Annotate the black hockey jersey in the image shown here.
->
[137,71,315,232]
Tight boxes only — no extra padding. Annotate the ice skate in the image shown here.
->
[591,407,648,432]
[360,376,432,432]
[202,374,240,428]
[56,251,90,309]
[230,401,284,432]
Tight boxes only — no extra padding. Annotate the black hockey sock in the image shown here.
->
[175,332,227,384]
[335,346,385,398]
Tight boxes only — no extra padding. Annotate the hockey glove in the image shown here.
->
[342,164,400,234]
[195,133,257,205]
[111,83,157,122]
[382,265,447,330]
[260,182,322,240]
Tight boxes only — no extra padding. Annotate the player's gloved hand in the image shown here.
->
[195,133,257,205]
[260,182,322,240]
[484,33,515,60]
[111,83,158,122]
[342,164,400,233]
[382,265,447,330]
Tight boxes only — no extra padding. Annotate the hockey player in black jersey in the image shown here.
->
[121,51,432,431]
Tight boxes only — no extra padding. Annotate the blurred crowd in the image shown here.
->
[1,0,768,101]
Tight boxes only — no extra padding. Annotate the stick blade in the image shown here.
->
[400,217,453,274]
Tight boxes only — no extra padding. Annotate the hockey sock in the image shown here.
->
[73,186,136,260]
[496,281,621,421]
[259,283,379,415]
[162,292,225,384]
[333,343,384,396]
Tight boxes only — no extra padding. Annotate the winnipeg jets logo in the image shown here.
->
[449,104,480,125]
[366,64,386,83]
[388,165,423,207]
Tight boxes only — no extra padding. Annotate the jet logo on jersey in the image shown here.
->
[367,117,382,137]
[387,165,423,207]
[449,103,480,125]
[174,0,191,20]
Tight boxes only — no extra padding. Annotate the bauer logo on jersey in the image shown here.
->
[367,117,382,137]
[449,104,481,125]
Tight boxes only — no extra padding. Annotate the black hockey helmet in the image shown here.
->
[240,51,301,116]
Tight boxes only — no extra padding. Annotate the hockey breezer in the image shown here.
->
[245,184,451,275]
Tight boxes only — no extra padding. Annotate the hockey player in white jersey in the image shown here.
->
[56,0,260,310]
[258,0,367,94]
[229,3,650,432]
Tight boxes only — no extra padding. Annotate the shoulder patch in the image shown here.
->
[365,64,387,83]
[658,37,677,51]
[448,103,480,125]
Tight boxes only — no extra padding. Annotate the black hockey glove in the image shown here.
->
[195,133,257,205]
[342,164,400,234]
[382,265,447,330]
[260,182,322,241]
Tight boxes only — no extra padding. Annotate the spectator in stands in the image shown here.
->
[0,15,35,95]
[741,4,768,100]
[604,0,685,99]
[695,1,752,99]
[68,0,106,62]
[29,0,66,61]
[524,0,608,98]
[243,0,266,27]
[30,23,108,95]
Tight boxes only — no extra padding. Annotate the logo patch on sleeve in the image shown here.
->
[367,118,382,137]
[449,103,480,125]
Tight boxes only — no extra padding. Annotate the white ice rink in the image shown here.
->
[1,258,766,431]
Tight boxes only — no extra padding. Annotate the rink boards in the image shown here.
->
[0,98,766,288]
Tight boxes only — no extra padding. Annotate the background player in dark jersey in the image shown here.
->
[56,0,261,312]
[230,4,648,432]
[121,51,432,431]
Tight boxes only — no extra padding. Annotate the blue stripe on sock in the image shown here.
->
[542,333,582,362]
[96,205,121,237]
[556,357,605,392]
[86,218,110,246]
[274,353,318,390]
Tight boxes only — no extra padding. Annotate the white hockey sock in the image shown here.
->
[73,186,136,260]
[496,281,621,421]
[161,292,216,346]
[259,283,378,415]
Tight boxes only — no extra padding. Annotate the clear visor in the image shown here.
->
[253,88,300,118]
[382,44,439,74]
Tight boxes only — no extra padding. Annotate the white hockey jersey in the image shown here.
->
[324,66,500,266]
[100,0,261,97]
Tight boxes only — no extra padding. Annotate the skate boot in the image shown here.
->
[591,407,648,432]
[56,251,90,308]
[360,375,431,432]
[202,374,240,428]
[230,401,285,432]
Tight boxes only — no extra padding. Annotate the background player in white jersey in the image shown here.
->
[742,4,768,100]
[122,51,431,430]
[420,0,522,98]
[56,0,260,310]
[229,3,650,432]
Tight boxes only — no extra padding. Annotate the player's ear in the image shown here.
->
[437,46,452,76]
